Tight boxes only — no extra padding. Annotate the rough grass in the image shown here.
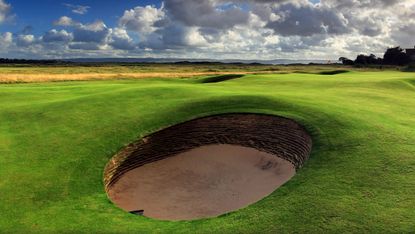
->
[0,69,414,233]
[0,72,255,83]
[0,64,398,83]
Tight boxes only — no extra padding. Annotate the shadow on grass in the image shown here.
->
[201,74,245,83]
[403,64,415,72]
[318,70,350,75]
[292,70,350,75]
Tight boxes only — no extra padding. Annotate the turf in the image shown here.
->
[0,70,414,233]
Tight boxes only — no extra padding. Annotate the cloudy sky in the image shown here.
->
[0,0,414,60]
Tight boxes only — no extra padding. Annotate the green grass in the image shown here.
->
[0,70,414,233]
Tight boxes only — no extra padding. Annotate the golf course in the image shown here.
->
[0,68,414,233]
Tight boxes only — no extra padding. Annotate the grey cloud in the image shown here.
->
[0,31,12,47]
[63,3,90,15]
[220,0,297,4]
[391,22,415,48]
[265,3,349,36]
[321,0,399,8]
[109,28,136,50]
[198,27,221,43]
[140,24,189,50]
[164,0,249,29]
[72,21,110,44]
[350,15,385,37]
[0,0,12,24]
[319,0,397,37]
[16,34,36,47]
[42,29,73,43]
[109,39,136,50]
[275,34,326,52]
[69,42,101,50]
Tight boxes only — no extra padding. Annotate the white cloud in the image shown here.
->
[119,5,165,35]
[0,31,12,52]
[16,34,36,47]
[44,18,138,52]
[54,16,80,26]
[51,17,112,50]
[108,28,136,50]
[185,27,209,47]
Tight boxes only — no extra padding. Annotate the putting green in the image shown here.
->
[0,71,414,233]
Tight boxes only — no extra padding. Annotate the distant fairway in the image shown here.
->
[0,70,414,233]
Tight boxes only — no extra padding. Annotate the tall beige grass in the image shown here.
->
[0,71,272,83]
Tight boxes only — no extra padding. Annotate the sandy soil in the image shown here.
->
[107,144,295,221]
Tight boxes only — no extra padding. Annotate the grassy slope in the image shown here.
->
[0,71,414,233]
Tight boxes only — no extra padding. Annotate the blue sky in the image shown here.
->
[2,0,162,34]
[0,0,413,59]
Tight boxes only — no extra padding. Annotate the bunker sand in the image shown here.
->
[108,144,295,221]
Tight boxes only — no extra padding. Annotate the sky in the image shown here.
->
[0,0,414,60]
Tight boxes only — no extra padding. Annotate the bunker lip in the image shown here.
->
[104,113,312,220]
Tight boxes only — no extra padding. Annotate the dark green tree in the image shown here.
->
[383,47,410,66]
[338,57,354,65]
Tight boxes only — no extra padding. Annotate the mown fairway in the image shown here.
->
[0,70,414,233]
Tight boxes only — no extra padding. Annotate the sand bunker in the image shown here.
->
[104,114,312,221]
[108,144,295,220]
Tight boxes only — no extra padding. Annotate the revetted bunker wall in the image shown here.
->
[104,114,312,191]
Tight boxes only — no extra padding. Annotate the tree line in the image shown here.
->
[339,47,412,66]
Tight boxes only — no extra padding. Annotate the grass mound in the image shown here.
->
[318,70,350,75]
[201,74,245,83]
